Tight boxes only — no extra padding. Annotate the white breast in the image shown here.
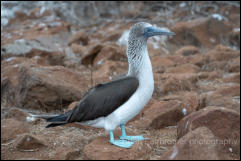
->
[83,45,154,132]
[104,49,154,131]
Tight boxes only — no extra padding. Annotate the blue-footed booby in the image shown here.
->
[41,22,174,148]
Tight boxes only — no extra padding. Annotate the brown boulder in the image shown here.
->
[131,100,184,130]
[206,45,240,62]
[1,118,29,143]
[154,73,198,97]
[129,98,158,123]
[177,107,240,156]
[2,19,70,47]
[52,147,80,160]
[175,46,200,56]
[151,56,176,73]
[1,56,66,106]
[187,54,209,67]
[3,107,29,122]
[227,57,240,73]
[202,61,228,72]
[230,27,240,48]
[16,65,91,112]
[161,73,198,94]
[81,43,104,66]
[161,127,220,160]
[166,55,189,65]
[181,92,199,114]
[15,134,47,150]
[158,91,199,115]
[93,60,128,85]
[214,85,240,97]
[68,31,89,46]
[198,71,222,80]
[199,87,240,112]
[166,63,200,74]
[222,73,240,84]
[83,136,150,160]
[101,31,122,42]
[71,43,85,56]
[93,43,126,66]
[169,17,232,48]
[1,57,36,87]
[66,101,78,112]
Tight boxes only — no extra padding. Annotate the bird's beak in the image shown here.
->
[144,26,175,38]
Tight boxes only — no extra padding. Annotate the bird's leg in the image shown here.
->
[120,124,146,141]
[109,130,134,148]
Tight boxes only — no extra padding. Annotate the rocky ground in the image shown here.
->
[1,2,240,160]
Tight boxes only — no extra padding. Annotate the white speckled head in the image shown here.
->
[129,22,152,40]
[129,22,174,41]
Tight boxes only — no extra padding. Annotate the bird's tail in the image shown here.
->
[45,122,68,128]
[30,110,73,128]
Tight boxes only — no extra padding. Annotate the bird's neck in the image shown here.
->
[127,39,153,82]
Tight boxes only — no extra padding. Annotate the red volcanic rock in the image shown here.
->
[161,127,221,160]
[151,56,176,73]
[166,63,200,74]
[181,92,199,114]
[222,73,240,84]
[66,101,79,112]
[52,147,80,160]
[68,31,89,46]
[177,107,240,157]
[129,98,158,123]
[131,100,184,130]
[71,43,85,56]
[93,60,128,85]
[162,73,198,94]
[15,134,47,150]
[187,54,209,68]
[1,118,29,143]
[197,71,222,80]
[227,57,240,73]
[206,45,240,62]
[4,107,29,122]
[175,46,200,56]
[93,43,126,66]
[169,17,232,48]
[16,65,91,112]
[214,85,240,97]
[101,31,123,42]
[83,136,150,160]
[81,43,104,66]
[199,85,240,112]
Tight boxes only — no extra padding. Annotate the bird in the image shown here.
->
[38,22,174,148]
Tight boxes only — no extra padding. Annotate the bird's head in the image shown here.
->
[129,22,174,40]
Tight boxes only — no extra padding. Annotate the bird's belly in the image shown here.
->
[112,84,154,125]
[83,83,154,131]
[80,117,106,128]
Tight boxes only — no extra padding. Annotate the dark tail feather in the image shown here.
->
[30,110,73,128]
[45,122,67,128]
[46,110,71,122]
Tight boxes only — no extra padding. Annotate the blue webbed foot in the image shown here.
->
[109,130,134,148]
[120,135,146,142]
[109,139,134,149]
[119,124,146,142]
